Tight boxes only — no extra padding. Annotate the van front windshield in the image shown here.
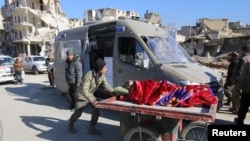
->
[146,36,193,64]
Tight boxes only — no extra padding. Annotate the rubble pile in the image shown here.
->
[193,55,229,70]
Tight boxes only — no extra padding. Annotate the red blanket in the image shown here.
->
[128,80,218,107]
[129,80,178,105]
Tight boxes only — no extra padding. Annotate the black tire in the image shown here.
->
[180,121,208,141]
[32,66,38,75]
[124,126,162,141]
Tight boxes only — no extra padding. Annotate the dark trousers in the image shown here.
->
[223,83,233,101]
[15,71,22,83]
[48,72,52,85]
[69,100,100,127]
[237,92,250,125]
[68,84,77,108]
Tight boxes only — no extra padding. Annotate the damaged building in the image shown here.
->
[83,7,162,25]
[178,18,250,57]
[83,7,140,23]
[0,11,4,48]
[1,0,71,57]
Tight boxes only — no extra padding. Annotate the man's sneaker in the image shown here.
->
[88,126,102,135]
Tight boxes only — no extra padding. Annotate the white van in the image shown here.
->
[53,17,224,109]
[0,55,25,83]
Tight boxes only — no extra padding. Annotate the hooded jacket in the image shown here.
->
[65,58,83,85]
[75,70,113,102]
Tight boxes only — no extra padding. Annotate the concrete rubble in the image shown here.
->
[178,18,250,58]
[176,18,250,75]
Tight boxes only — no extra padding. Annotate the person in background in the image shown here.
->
[231,46,250,114]
[223,52,239,110]
[233,62,250,125]
[68,58,113,135]
[65,49,83,109]
[47,61,54,87]
[232,45,250,124]
[13,58,23,85]
[45,55,53,86]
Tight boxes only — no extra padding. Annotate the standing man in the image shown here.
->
[232,45,250,125]
[65,49,83,109]
[233,62,250,125]
[68,58,113,135]
[13,58,23,85]
[45,55,53,86]
[223,52,239,109]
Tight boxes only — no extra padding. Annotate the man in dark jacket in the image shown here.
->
[65,49,83,109]
[233,62,250,125]
[68,58,113,135]
[235,45,250,80]
[45,55,53,86]
[223,52,239,107]
[233,45,250,125]
[13,58,23,85]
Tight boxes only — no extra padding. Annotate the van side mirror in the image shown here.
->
[134,52,149,69]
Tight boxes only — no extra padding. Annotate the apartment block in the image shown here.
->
[1,0,70,57]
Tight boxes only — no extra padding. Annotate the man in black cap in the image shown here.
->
[67,58,113,135]
[65,49,83,109]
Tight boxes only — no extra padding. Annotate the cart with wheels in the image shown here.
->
[96,96,217,141]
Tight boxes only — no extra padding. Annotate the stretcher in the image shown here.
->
[96,96,217,141]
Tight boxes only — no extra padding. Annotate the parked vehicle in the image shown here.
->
[0,55,25,83]
[22,55,47,75]
[53,17,224,110]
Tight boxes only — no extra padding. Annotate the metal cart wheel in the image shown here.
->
[124,126,162,141]
[180,121,208,141]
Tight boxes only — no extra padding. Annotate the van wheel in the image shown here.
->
[32,66,38,75]
[180,121,208,141]
[123,126,161,141]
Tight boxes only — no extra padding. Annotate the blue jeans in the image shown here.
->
[15,71,22,83]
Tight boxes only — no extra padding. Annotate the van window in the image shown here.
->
[59,40,82,61]
[118,37,144,65]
